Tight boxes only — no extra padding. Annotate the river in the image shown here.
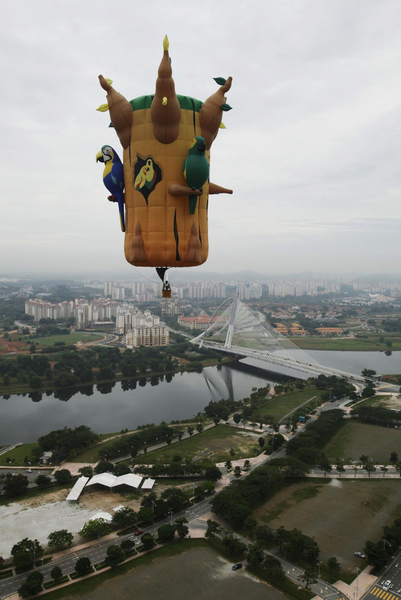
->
[1,351,399,445]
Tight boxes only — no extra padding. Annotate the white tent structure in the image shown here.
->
[86,472,116,489]
[141,478,155,490]
[66,476,89,501]
[112,473,143,489]
[89,511,113,522]
[85,472,143,490]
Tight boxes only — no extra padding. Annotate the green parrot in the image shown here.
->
[183,136,209,214]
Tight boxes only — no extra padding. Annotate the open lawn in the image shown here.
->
[0,443,39,466]
[257,388,326,421]
[33,333,103,347]
[289,335,401,351]
[133,425,260,465]
[71,431,140,463]
[43,541,288,600]
[253,478,401,571]
[322,420,401,463]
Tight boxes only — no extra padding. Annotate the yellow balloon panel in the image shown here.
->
[123,107,209,268]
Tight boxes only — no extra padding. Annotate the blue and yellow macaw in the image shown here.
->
[96,145,125,231]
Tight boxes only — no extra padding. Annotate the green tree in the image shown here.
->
[365,464,376,477]
[120,539,136,554]
[35,474,51,488]
[335,459,345,478]
[264,555,286,582]
[234,465,242,478]
[364,540,391,571]
[233,413,241,424]
[300,570,316,590]
[47,529,73,551]
[141,533,156,550]
[258,436,265,449]
[390,452,398,464]
[112,507,137,528]
[244,515,258,537]
[196,423,204,434]
[50,565,63,581]
[327,556,341,582]
[75,556,92,576]
[79,518,111,539]
[54,469,72,484]
[222,535,247,557]
[205,519,220,539]
[175,517,189,539]
[158,524,175,542]
[204,465,222,481]
[137,507,154,524]
[105,544,125,569]
[247,544,265,565]
[12,538,43,570]
[18,570,44,598]
[255,525,275,548]
[4,473,29,497]
[187,426,194,436]
[225,460,232,471]
[319,455,332,477]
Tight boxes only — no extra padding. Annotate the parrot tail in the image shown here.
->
[189,196,198,215]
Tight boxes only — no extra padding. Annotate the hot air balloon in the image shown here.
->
[96,36,233,297]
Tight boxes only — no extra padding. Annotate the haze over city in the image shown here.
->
[1,0,400,277]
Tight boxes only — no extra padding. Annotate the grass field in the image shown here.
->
[353,395,389,409]
[71,431,140,463]
[32,333,103,347]
[256,387,326,421]
[133,425,260,465]
[253,478,401,571]
[322,420,401,463]
[42,541,288,600]
[289,335,401,351]
[0,443,39,466]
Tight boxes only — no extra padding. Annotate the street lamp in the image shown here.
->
[317,560,322,578]
[168,510,173,525]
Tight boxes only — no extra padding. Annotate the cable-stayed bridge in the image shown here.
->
[190,294,366,383]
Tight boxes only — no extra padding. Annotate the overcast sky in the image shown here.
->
[0,0,400,279]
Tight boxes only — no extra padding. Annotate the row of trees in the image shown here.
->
[351,405,401,427]
[286,409,344,465]
[0,340,222,390]
[211,457,309,527]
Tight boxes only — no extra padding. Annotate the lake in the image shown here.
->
[1,350,399,444]
[0,363,274,444]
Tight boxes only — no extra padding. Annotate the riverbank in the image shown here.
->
[0,355,238,397]
[289,334,401,351]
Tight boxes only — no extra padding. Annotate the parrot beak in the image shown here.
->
[197,140,206,153]
[96,150,104,163]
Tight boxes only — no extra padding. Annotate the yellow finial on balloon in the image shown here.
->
[96,104,109,112]
[163,35,169,51]
[105,78,113,86]
[219,122,226,129]
[162,97,168,106]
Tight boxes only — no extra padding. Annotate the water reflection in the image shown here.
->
[0,363,273,444]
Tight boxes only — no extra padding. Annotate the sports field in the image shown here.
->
[254,478,401,571]
[322,420,401,463]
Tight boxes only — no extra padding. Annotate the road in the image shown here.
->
[363,552,401,600]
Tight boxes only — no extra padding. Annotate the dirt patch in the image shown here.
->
[254,479,401,571]
[57,545,286,600]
